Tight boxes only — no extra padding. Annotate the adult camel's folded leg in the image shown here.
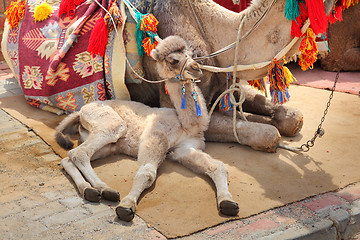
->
[242,87,303,137]
[205,112,280,153]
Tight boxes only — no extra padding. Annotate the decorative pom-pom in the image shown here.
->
[299,28,318,71]
[88,18,109,57]
[5,0,26,30]
[34,2,53,23]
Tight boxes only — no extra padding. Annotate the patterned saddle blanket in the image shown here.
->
[2,0,152,113]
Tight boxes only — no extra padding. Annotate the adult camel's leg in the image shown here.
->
[115,132,168,222]
[206,112,280,152]
[242,87,303,137]
[168,142,239,216]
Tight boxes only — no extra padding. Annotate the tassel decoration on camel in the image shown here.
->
[135,12,159,56]
[284,0,300,20]
[34,1,53,23]
[88,0,123,57]
[5,0,26,30]
[219,72,233,112]
[299,28,318,71]
[267,59,296,105]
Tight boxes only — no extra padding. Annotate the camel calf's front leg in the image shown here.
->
[116,132,168,222]
[168,143,239,216]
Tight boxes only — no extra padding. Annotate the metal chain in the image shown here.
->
[299,70,339,152]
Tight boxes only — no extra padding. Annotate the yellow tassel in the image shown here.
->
[283,66,297,84]
[5,0,26,29]
[299,28,318,71]
[34,1,53,22]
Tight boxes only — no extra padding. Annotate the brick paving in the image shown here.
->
[0,60,360,239]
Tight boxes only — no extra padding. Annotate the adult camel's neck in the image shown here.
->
[165,81,209,133]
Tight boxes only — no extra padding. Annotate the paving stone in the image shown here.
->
[20,201,66,221]
[0,201,22,218]
[302,193,348,214]
[41,207,90,228]
[337,184,360,202]
[59,196,85,209]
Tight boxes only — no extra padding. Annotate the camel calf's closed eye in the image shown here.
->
[56,36,239,221]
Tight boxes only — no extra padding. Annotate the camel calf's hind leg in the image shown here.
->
[65,104,126,202]
[169,144,239,216]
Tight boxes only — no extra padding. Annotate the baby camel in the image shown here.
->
[56,36,239,221]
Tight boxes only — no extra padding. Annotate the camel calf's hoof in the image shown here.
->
[272,106,303,137]
[116,206,135,222]
[84,187,101,202]
[220,200,239,216]
[101,188,120,202]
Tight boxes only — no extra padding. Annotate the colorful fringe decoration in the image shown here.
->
[267,59,295,105]
[328,0,359,23]
[284,0,300,20]
[88,18,109,57]
[142,37,158,56]
[299,28,318,71]
[104,1,123,32]
[192,89,202,117]
[305,0,328,35]
[5,0,26,30]
[291,0,328,37]
[58,0,86,18]
[88,0,122,57]
[135,12,159,56]
[248,79,266,92]
[290,1,308,38]
[181,84,186,109]
[34,1,53,23]
[219,72,233,112]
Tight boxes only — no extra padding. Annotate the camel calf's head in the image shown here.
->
[150,36,202,80]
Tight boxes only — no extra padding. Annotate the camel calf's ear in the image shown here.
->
[150,48,160,61]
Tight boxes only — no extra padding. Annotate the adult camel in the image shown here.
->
[126,0,335,152]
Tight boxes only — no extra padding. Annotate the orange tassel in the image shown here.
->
[58,0,86,18]
[299,28,318,71]
[142,37,158,57]
[5,0,26,30]
[88,18,109,57]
